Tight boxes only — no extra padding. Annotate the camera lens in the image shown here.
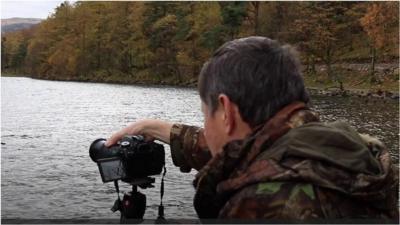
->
[89,138,120,162]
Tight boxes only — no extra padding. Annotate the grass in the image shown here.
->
[303,67,399,93]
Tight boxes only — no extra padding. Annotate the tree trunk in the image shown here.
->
[96,40,101,69]
[81,19,87,75]
[191,39,199,77]
[251,2,260,35]
[370,46,376,83]
[310,55,316,75]
[326,47,333,81]
[325,46,341,86]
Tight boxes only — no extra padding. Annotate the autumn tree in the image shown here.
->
[246,2,261,35]
[48,2,80,77]
[103,2,133,74]
[142,2,181,79]
[126,2,152,72]
[3,1,398,86]
[10,37,27,70]
[2,27,34,73]
[1,37,9,70]
[291,2,356,86]
[360,2,399,83]
[70,1,93,76]
[174,2,222,79]
[171,2,197,80]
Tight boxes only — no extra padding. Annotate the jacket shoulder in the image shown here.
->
[219,181,324,219]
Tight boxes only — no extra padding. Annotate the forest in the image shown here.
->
[1,1,399,90]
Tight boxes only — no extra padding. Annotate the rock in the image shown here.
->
[390,93,399,100]
[341,90,349,97]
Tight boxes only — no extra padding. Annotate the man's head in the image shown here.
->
[198,36,309,155]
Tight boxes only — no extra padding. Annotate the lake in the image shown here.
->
[1,77,398,220]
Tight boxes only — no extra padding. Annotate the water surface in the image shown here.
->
[1,77,398,220]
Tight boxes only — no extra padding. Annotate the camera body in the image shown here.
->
[89,135,165,183]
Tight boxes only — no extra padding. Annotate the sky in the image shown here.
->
[1,0,74,19]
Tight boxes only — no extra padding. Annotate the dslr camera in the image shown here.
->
[89,135,165,183]
[89,135,166,222]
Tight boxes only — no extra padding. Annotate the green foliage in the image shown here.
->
[219,2,248,40]
[201,26,225,50]
[1,1,398,87]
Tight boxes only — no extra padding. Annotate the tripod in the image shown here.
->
[111,177,167,224]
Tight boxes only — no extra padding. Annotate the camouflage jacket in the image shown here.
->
[169,102,399,222]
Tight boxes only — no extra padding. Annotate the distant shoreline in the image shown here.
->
[2,74,398,101]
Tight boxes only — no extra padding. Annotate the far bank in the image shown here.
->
[2,62,399,100]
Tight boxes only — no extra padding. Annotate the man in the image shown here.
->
[105,37,398,221]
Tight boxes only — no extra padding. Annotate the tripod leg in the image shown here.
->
[120,212,125,224]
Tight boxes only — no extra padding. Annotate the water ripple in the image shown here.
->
[1,77,398,220]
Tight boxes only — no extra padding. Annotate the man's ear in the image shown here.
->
[218,94,235,135]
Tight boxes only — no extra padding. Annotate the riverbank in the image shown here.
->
[2,62,399,100]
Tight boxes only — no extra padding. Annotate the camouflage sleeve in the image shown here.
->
[218,182,324,220]
[169,124,212,172]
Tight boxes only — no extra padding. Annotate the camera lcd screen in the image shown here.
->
[97,157,126,183]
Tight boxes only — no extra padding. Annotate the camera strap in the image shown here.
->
[114,180,121,201]
[157,165,167,220]
[111,180,121,213]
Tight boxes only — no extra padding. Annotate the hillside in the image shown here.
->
[1,2,398,93]
[1,18,42,33]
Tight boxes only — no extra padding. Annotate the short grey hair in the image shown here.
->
[198,36,309,128]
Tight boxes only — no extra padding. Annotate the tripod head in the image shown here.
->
[112,170,167,223]
[111,177,155,223]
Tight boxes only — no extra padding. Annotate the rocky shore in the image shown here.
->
[307,87,399,100]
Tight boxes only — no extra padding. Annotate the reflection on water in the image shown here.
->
[1,77,398,219]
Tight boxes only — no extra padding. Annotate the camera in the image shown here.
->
[89,135,165,183]
[89,135,168,222]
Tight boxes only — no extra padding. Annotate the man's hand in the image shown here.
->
[105,119,173,147]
